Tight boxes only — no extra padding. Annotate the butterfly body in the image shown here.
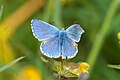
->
[59,29,67,45]
[31,19,84,59]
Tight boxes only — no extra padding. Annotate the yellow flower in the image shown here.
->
[79,62,89,73]
[16,66,42,80]
[71,62,89,76]
[118,32,120,44]
[63,62,89,78]
[118,32,120,39]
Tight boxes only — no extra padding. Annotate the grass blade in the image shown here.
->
[108,64,120,69]
[0,5,3,20]
[0,56,25,72]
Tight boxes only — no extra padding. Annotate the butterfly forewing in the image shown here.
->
[31,19,59,41]
[66,24,84,42]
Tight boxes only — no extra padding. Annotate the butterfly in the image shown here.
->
[31,19,84,59]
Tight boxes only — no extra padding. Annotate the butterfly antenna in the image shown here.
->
[50,21,55,25]
[74,21,78,24]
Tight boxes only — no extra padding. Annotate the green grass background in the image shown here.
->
[0,0,120,80]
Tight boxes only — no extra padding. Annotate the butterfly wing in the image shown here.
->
[66,24,84,42]
[31,19,59,41]
[40,37,61,58]
[62,38,78,59]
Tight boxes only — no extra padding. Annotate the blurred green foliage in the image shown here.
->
[0,0,120,80]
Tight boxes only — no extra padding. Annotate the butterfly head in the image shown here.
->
[61,28,65,31]
[59,28,66,34]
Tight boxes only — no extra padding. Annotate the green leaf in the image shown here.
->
[108,64,120,69]
[0,56,25,72]
[40,57,48,63]
[61,68,78,78]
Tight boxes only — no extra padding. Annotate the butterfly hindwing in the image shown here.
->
[62,37,78,59]
[40,37,61,58]
[31,19,59,41]
[66,24,84,42]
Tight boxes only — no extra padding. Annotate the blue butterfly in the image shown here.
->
[31,19,84,59]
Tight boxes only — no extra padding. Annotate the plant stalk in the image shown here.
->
[53,0,63,29]
[87,0,120,73]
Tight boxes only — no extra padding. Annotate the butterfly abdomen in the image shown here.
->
[59,30,67,46]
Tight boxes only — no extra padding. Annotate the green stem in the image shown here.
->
[42,0,54,22]
[59,75,61,80]
[59,60,64,80]
[0,5,3,20]
[87,0,120,73]
[53,0,63,29]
